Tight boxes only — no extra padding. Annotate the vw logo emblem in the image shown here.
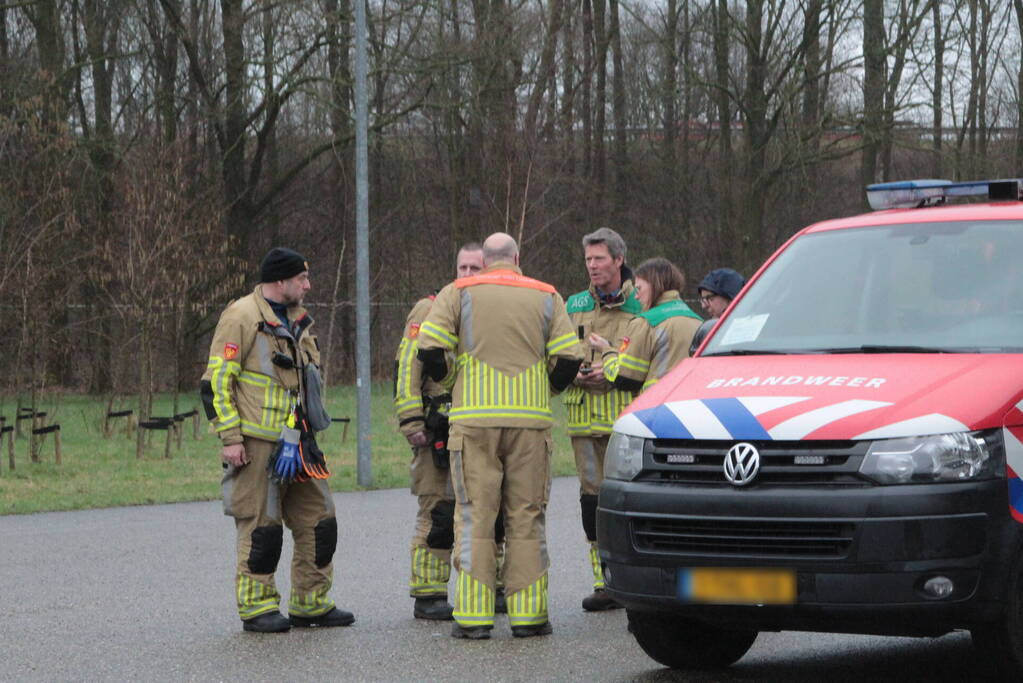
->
[723,442,760,486]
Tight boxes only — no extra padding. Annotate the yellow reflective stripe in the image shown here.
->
[453,357,551,419]
[507,574,549,626]
[394,337,420,415]
[395,397,420,412]
[236,573,280,619]
[619,352,650,373]
[207,357,241,424]
[410,547,451,595]
[450,408,553,421]
[288,580,335,617]
[603,354,621,381]
[590,546,605,589]
[642,377,659,392]
[546,332,577,356]
[239,420,282,439]
[420,321,458,349]
[453,572,494,626]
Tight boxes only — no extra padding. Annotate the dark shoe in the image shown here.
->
[289,607,355,628]
[242,611,291,633]
[414,597,454,621]
[494,588,507,614]
[582,589,622,612]
[451,622,491,640]
[511,621,553,638]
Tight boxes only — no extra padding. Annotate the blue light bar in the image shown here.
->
[866,178,1022,211]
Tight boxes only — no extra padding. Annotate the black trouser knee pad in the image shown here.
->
[427,501,455,549]
[248,525,284,574]
[581,494,598,542]
[314,517,338,568]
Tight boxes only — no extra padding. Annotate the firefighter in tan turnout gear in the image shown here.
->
[417,233,583,639]
[394,243,485,620]
[201,247,353,633]
[563,227,642,612]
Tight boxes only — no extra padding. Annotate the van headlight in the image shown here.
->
[859,431,1002,485]
[604,432,646,481]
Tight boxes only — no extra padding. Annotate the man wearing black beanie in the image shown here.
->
[201,246,353,633]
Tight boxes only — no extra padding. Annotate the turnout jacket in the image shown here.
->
[201,285,320,445]
[600,290,703,393]
[393,295,452,437]
[563,268,643,436]
[416,262,583,429]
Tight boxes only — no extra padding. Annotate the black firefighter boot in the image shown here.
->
[414,597,454,621]
[289,606,355,628]
[582,589,623,612]
[242,611,291,633]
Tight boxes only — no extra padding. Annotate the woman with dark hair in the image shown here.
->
[588,257,703,393]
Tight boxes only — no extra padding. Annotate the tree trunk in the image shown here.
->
[609,0,626,206]
[932,0,944,177]
[592,0,608,194]
[581,0,594,179]
[221,0,251,248]
[861,0,885,195]
[1015,0,1023,171]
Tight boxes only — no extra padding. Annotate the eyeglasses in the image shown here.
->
[699,294,719,305]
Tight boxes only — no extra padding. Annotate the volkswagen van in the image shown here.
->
[597,179,1023,677]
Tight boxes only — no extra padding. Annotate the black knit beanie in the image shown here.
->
[260,247,308,283]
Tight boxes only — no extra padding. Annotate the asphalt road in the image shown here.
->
[0,476,986,682]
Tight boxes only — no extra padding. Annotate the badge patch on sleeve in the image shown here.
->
[224,343,239,360]
[618,337,630,352]
[408,324,420,339]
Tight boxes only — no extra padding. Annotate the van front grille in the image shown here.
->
[632,517,855,558]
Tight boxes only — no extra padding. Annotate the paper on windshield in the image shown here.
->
[719,314,769,346]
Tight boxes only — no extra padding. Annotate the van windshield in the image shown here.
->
[702,220,1023,356]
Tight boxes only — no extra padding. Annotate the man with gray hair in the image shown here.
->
[563,227,642,611]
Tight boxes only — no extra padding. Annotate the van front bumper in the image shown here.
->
[597,478,1018,636]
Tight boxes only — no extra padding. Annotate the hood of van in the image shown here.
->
[613,354,1023,441]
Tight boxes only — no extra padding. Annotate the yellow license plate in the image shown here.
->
[680,568,796,605]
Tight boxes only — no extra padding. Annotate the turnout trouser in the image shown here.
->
[222,437,338,620]
[409,444,455,598]
[572,435,610,590]
[448,424,552,629]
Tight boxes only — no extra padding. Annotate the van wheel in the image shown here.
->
[971,544,1023,679]
[626,610,757,670]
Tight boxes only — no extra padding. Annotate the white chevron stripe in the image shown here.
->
[613,412,656,439]
[665,400,731,439]
[736,396,810,416]
[854,414,968,440]
[768,400,892,440]
[1005,427,1023,476]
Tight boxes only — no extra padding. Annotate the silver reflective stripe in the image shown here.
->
[459,289,473,352]
[451,449,473,574]
[542,295,553,347]
[581,438,599,491]
[652,327,670,379]
[266,477,282,523]
[221,465,236,517]
[256,334,274,376]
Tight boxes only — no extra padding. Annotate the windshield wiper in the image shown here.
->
[816,345,966,354]
[700,349,806,357]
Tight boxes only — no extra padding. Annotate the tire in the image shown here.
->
[971,543,1023,681]
[626,609,758,670]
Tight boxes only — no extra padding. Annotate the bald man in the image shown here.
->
[417,233,583,639]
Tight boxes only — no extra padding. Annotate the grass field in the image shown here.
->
[0,384,579,515]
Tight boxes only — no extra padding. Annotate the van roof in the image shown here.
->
[804,201,1023,235]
